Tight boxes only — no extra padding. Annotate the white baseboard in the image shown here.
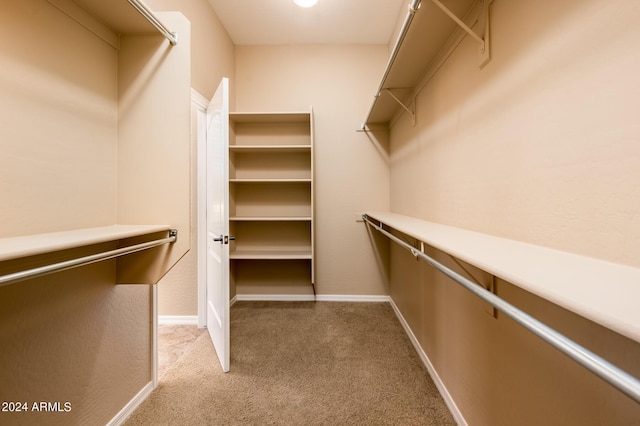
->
[107,381,154,426]
[388,298,467,426]
[234,294,391,303]
[158,315,199,325]
[235,294,316,302]
[316,294,391,302]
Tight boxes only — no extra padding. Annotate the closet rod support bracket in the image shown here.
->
[382,89,416,126]
[431,0,493,68]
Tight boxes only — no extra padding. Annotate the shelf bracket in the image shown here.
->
[382,89,416,126]
[431,0,493,68]
[449,254,498,319]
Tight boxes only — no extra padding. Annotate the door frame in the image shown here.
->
[193,88,209,328]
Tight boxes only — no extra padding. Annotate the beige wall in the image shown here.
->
[0,1,191,424]
[0,1,144,425]
[235,45,390,296]
[146,0,236,316]
[388,0,640,423]
[390,0,640,266]
[0,0,118,236]
[118,12,192,284]
[147,0,235,101]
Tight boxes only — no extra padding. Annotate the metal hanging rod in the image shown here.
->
[363,214,640,404]
[128,0,177,45]
[0,230,177,287]
[362,0,421,129]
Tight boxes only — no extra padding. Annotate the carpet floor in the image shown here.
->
[125,301,456,425]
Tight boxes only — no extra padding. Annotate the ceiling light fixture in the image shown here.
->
[293,0,319,8]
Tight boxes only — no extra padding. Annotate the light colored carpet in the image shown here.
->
[158,324,206,379]
[125,301,455,425]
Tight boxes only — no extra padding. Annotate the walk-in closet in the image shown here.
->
[1,0,639,424]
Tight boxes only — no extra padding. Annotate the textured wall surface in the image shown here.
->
[235,44,391,296]
[0,0,118,237]
[0,1,189,424]
[390,0,640,267]
[387,0,640,423]
[146,0,236,316]
[0,260,152,426]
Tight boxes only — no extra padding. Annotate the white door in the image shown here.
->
[206,78,230,372]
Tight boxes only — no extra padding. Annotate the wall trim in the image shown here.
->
[107,381,154,426]
[316,294,391,302]
[234,294,391,302]
[388,298,467,426]
[193,87,208,329]
[236,294,316,302]
[191,88,209,109]
[152,285,158,387]
[158,315,199,325]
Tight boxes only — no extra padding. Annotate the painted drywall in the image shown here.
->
[117,12,192,284]
[390,247,640,425]
[390,0,640,267]
[146,0,235,102]
[234,45,391,296]
[0,258,152,426]
[0,1,148,424]
[145,0,236,316]
[0,2,192,424]
[0,0,118,236]
[388,0,640,423]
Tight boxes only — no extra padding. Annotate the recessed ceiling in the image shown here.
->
[207,0,407,45]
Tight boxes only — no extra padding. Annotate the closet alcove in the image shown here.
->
[0,1,191,423]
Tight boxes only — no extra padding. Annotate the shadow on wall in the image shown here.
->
[0,257,152,426]
[383,239,640,425]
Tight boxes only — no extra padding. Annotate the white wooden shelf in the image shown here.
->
[230,216,312,222]
[230,112,312,123]
[365,211,640,344]
[364,0,486,127]
[229,145,311,152]
[230,250,312,260]
[229,178,311,183]
[0,225,171,262]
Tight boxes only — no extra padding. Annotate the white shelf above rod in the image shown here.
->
[363,212,640,404]
[0,229,177,287]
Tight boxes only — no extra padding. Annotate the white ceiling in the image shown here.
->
[207,0,407,45]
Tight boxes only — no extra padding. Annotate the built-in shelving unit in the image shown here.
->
[229,110,315,296]
[364,0,491,128]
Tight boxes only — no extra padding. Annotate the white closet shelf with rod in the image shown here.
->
[0,225,177,287]
[51,0,178,48]
[363,211,640,404]
[362,0,492,129]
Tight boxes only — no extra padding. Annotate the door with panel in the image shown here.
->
[205,78,230,372]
